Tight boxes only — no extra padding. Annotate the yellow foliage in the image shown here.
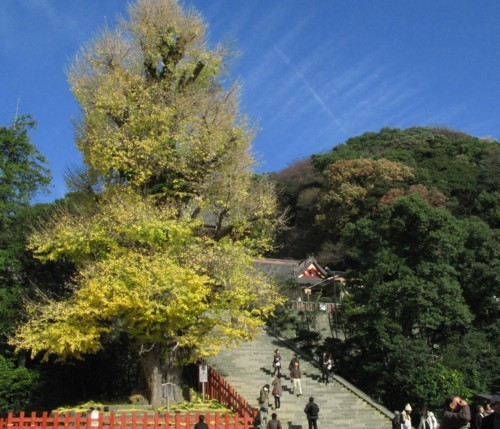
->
[13,187,283,363]
[12,1,285,383]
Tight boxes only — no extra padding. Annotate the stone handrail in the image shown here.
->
[266,328,394,420]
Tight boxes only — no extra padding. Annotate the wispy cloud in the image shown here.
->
[241,6,315,91]
[273,45,345,130]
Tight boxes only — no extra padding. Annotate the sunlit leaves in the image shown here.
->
[316,158,414,233]
[13,187,283,362]
[11,3,283,403]
[28,189,182,263]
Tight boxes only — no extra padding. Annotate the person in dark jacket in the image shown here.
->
[271,375,283,410]
[320,353,333,385]
[266,413,282,429]
[289,353,300,370]
[258,384,271,429]
[194,415,208,429]
[392,411,401,429]
[304,397,319,429]
[440,395,471,429]
[474,405,485,429]
[481,394,500,429]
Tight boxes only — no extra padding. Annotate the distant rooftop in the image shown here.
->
[253,257,328,285]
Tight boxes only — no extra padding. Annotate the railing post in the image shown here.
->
[18,412,25,429]
[108,412,115,429]
[130,412,138,429]
[41,412,49,429]
[228,385,233,409]
[53,412,60,429]
[7,412,14,429]
[163,412,170,429]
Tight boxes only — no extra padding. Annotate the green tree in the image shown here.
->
[0,116,51,338]
[0,115,51,275]
[0,116,51,210]
[312,127,499,226]
[457,218,500,391]
[270,159,324,258]
[338,195,474,407]
[0,354,40,414]
[10,0,283,407]
[0,116,51,411]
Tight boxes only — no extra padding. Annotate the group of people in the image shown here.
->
[256,349,320,429]
[320,353,335,385]
[259,396,320,429]
[249,343,500,429]
[474,399,499,429]
[394,404,438,429]
[271,349,303,400]
[392,394,500,429]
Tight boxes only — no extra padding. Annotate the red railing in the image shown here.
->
[204,366,257,419]
[0,367,256,429]
[0,410,253,429]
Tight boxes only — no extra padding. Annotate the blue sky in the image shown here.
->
[1,1,499,202]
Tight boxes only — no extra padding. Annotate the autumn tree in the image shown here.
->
[317,158,414,230]
[10,0,283,406]
[312,127,500,226]
[312,158,413,265]
[377,184,446,210]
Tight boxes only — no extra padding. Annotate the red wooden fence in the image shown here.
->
[203,366,257,419]
[0,365,256,429]
[0,410,253,429]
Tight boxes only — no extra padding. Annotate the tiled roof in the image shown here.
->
[253,257,327,285]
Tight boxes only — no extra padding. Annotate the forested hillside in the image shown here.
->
[271,126,499,410]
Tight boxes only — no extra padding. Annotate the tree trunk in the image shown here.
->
[162,347,185,403]
[139,343,163,407]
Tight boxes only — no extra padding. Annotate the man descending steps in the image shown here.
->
[290,361,303,397]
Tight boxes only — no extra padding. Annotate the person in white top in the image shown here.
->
[401,404,412,429]
[417,407,438,429]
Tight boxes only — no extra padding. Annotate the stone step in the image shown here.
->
[208,329,392,429]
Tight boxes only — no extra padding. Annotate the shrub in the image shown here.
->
[0,355,40,414]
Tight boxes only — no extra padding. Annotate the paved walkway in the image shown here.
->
[209,329,392,429]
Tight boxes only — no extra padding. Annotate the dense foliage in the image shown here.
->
[1,3,498,414]
[273,126,499,410]
[0,116,51,333]
[10,0,283,408]
[0,355,40,414]
[0,116,52,412]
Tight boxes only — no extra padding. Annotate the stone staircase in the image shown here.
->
[209,329,392,429]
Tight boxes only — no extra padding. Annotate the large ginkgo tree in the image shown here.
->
[10,0,283,406]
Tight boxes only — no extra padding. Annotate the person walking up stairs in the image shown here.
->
[209,328,391,429]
